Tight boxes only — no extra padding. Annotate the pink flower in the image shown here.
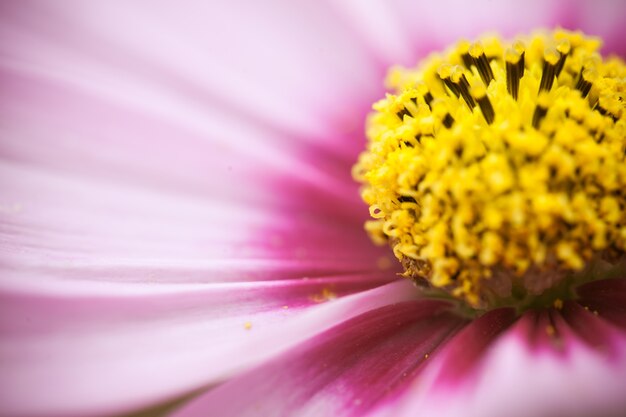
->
[1,1,625,416]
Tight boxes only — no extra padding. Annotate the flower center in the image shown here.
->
[353,29,626,310]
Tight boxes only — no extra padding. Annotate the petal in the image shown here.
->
[391,279,626,417]
[0,5,399,414]
[553,0,626,56]
[0,160,389,284]
[0,0,380,241]
[0,148,397,414]
[165,283,626,417]
[575,275,626,330]
[349,0,564,62]
[0,0,382,144]
[0,62,361,208]
[0,279,419,416]
[171,298,467,417]
[335,0,626,69]
[0,1,391,278]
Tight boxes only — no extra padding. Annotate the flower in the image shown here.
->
[0,2,625,417]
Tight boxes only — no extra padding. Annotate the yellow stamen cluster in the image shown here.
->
[353,30,626,308]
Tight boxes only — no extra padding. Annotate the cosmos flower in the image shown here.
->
[1,1,625,417]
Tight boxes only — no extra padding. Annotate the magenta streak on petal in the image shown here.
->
[265,91,391,271]
[427,307,518,386]
[172,299,467,417]
[262,176,389,261]
[274,99,385,225]
[522,309,574,355]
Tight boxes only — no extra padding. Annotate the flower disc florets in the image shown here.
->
[353,29,626,309]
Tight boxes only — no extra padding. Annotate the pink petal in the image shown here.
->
[0,5,399,414]
[330,0,626,76]
[0,0,382,146]
[0,3,390,278]
[0,279,419,416]
[391,279,626,417]
[171,298,467,417]
[0,64,362,209]
[386,0,626,59]
[0,159,389,284]
[552,0,626,56]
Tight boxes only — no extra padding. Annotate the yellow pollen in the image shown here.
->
[354,29,626,309]
[310,287,338,303]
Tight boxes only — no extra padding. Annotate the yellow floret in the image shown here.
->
[353,29,626,308]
